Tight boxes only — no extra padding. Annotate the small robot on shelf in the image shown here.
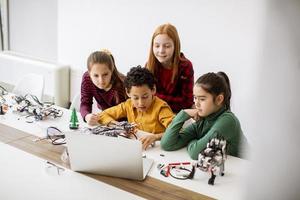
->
[196,137,227,185]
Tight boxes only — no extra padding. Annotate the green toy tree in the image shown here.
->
[69,108,79,129]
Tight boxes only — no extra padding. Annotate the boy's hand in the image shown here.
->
[107,120,119,126]
[139,134,157,150]
[184,109,201,121]
[128,127,138,138]
[85,113,99,126]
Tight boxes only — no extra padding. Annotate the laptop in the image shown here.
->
[64,131,153,180]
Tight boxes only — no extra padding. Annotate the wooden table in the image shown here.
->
[0,123,214,200]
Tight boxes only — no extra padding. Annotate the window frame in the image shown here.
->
[0,0,9,50]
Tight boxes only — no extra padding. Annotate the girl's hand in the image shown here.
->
[139,134,157,150]
[85,113,99,126]
[184,109,201,121]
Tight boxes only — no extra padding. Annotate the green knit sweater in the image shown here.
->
[161,107,246,160]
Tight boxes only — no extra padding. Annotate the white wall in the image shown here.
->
[244,0,300,199]
[9,0,57,62]
[58,0,265,142]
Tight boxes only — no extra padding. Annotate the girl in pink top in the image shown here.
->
[80,50,127,125]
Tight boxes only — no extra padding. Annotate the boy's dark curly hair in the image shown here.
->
[124,65,156,92]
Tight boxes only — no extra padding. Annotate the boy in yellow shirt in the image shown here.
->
[97,66,175,149]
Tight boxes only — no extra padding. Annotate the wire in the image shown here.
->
[169,167,193,180]
[169,166,196,180]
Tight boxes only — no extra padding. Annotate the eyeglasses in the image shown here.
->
[47,126,66,145]
[45,161,65,175]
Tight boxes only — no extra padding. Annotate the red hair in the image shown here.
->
[146,23,181,83]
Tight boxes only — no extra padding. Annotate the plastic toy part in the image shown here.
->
[156,137,227,185]
[69,108,79,129]
[197,137,227,185]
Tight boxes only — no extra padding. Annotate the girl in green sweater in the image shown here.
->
[161,72,247,160]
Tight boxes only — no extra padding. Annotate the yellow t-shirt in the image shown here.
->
[97,96,174,134]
